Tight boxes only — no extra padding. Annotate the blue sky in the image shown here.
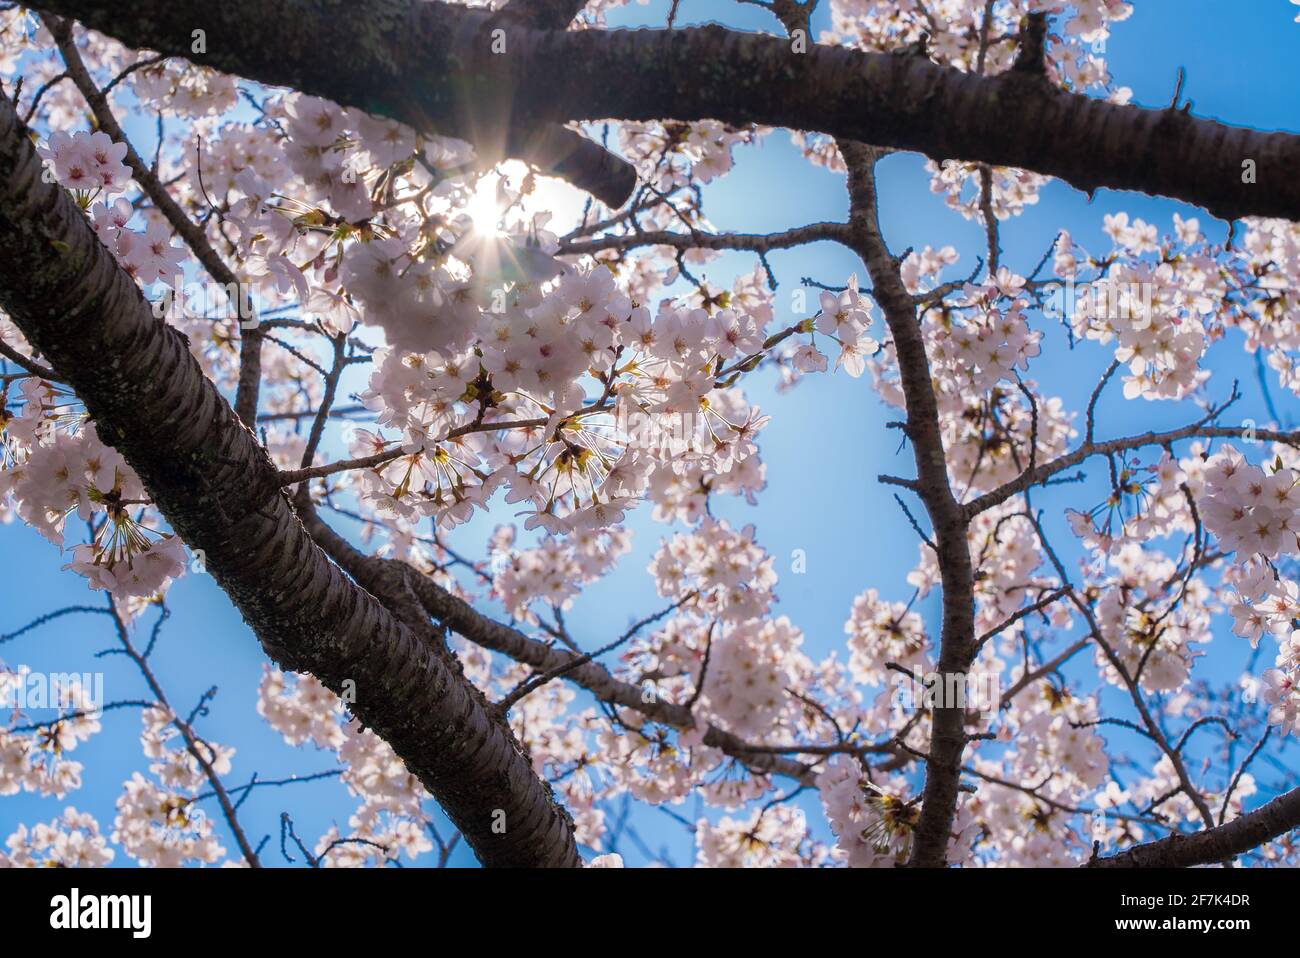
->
[2,0,1299,867]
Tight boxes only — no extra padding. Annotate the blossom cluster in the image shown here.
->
[1,379,187,602]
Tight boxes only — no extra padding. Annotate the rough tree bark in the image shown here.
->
[28,0,1300,221]
[0,88,580,868]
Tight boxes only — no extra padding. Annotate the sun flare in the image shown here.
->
[465,160,590,238]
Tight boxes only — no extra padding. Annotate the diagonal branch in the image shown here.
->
[44,15,265,426]
[1088,785,1300,868]
[0,336,59,380]
[297,502,822,785]
[105,595,261,867]
[0,88,579,868]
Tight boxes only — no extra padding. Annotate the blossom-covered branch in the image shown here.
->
[298,500,829,786]
[43,14,265,424]
[0,87,581,868]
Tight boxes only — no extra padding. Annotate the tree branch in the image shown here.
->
[963,422,1300,519]
[298,502,822,785]
[839,139,975,866]
[0,336,59,380]
[557,222,849,257]
[105,595,261,868]
[1088,786,1300,868]
[28,0,1300,220]
[498,0,589,29]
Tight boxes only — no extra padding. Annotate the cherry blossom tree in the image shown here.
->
[1,0,1300,868]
